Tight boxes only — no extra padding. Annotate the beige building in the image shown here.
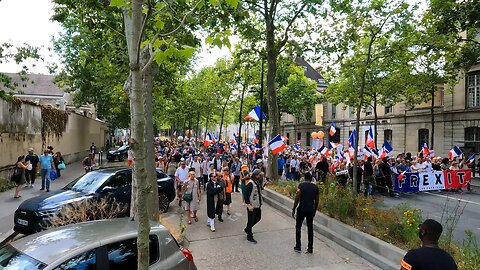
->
[280,61,480,159]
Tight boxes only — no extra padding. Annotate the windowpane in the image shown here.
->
[467,73,480,108]
[106,236,159,270]
[384,129,393,146]
[306,132,311,146]
[297,132,301,142]
[465,127,480,141]
[418,129,429,151]
[54,250,96,270]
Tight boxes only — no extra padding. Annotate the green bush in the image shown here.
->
[457,231,480,270]
[0,178,17,192]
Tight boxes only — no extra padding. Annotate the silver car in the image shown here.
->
[0,218,197,270]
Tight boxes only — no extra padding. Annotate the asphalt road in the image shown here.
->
[378,188,480,241]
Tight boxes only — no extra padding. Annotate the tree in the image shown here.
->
[0,43,41,100]
[317,0,417,194]
[237,0,323,180]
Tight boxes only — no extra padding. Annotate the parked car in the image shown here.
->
[14,167,175,235]
[107,145,129,162]
[1,218,197,270]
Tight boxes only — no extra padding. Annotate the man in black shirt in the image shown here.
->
[401,219,457,270]
[315,157,329,183]
[378,157,396,197]
[292,172,319,254]
[25,148,39,187]
[364,157,375,196]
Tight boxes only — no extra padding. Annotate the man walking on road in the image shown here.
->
[400,219,457,270]
[292,172,319,254]
[244,169,263,244]
[39,149,54,192]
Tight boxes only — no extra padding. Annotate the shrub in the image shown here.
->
[0,177,17,192]
[47,198,128,228]
[457,231,480,270]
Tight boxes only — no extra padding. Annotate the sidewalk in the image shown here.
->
[161,191,380,270]
[0,159,86,241]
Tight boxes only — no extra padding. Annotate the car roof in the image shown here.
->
[10,218,166,265]
[93,167,131,174]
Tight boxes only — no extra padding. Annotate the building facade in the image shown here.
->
[280,60,480,159]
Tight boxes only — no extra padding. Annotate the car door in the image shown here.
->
[104,235,162,270]
[98,172,131,206]
[51,249,98,270]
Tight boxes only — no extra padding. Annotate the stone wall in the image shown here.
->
[0,99,108,175]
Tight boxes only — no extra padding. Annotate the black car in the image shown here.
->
[107,145,129,162]
[14,167,175,235]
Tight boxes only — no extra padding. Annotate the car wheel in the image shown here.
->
[158,192,170,213]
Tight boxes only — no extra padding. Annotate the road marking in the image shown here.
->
[424,192,480,206]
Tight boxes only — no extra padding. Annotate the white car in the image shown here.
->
[0,218,196,270]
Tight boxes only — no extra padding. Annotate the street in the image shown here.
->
[379,188,480,241]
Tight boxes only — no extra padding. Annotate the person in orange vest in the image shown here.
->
[222,167,234,215]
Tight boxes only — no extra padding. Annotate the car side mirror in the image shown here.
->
[101,186,115,194]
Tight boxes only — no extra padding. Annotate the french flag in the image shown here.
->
[204,133,213,146]
[244,105,266,121]
[281,135,289,142]
[366,126,375,149]
[319,145,330,156]
[329,122,336,136]
[466,153,476,165]
[379,141,393,158]
[398,170,407,181]
[363,145,372,160]
[448,146,463,160]
[348,129,356,148]
[330,142,340,149]
[422,142,429,157]
[268,134,286,154]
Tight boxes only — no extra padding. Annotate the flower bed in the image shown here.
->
[270,177,479,270]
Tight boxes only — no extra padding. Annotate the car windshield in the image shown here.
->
[64,172,110,194]
[117,145,128,151]
[0,245,46,270]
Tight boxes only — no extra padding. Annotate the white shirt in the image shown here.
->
[175,166,189,182]
[202,160,212,175]
[191,161,202,178]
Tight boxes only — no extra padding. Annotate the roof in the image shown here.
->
[3,73,65,96]
[10,218,165,265]
[294,56,328,88]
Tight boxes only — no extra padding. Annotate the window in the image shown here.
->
[107,236,159,270]
[105,173,130,189]
[54,249,96,270]
[467,72,480,108]
[365,107,372,116]
[331,104,336,119]
[384,129,393,145]
[306,132,311,146]
[465,127,480,141]
[418,129,429,151]
[286,133,290,145]
[297,132,301,142]
[0,245,46,270]
[365,130,369,144]
[385,105,392,114]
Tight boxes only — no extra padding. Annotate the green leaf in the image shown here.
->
[155,2,166,10]
[109,0,125,8]
[179,46,196,58]
[205,36,214,44]
[154,50,168,65]
[229,0,240,8]
[208,0,221,7]
[140,40,150,49]
[155,20,165,30]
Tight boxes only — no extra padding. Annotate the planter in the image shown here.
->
[263,188,406,270]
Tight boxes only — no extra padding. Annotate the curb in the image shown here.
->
[263,188,406,270]
[0,230,18,247]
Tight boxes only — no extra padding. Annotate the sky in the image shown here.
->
[0,0,232,74]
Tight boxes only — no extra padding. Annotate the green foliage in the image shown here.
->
[278,65,321,122]
[457,231,480,270]
[0,177,16,192]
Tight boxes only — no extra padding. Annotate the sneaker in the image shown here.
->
[293,246,301,253]
[247,238,257,244]
[40,188,45,191]
[30,184,34,187]
[218,218,224,222]
[305,249,313,254]
[210,226,215,232]
[46,189,49,192]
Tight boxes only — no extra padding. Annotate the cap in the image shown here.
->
[241,165,248,171]
[180,158,185,161]
[253,169,261,175]
[256,159,263,164]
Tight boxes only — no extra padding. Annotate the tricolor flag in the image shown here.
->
[330,142,340,149]
[379,141,393,159]
[173,130,177,137]
[319,145,330,156]
[348,129,356,148]
[363,145,372,160]
[397,170,406,181]
[466,153,476,165]
[366,126,375,149]
[204,133,213,146]
[422,142,429,157]
[268,134,286,154]
[448,146,463,160]
[329,122,336,136]
[244,105,266,121]
[281,136,289,142]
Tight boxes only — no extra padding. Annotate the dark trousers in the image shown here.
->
[245,208,262,239]
[25,170,36,184]
[203,175,209,191]
[295,210,315,250]
[233,175,240,192]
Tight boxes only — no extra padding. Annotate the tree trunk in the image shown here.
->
[123,2,150,269]
[195,111,200,142]
[219,96,230,141]
[430,86,435,149]
[265,19,279,181]
[353,36,375,196]
[238,81,247,157]
[373,93,378,148]
[141,48,159,222]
